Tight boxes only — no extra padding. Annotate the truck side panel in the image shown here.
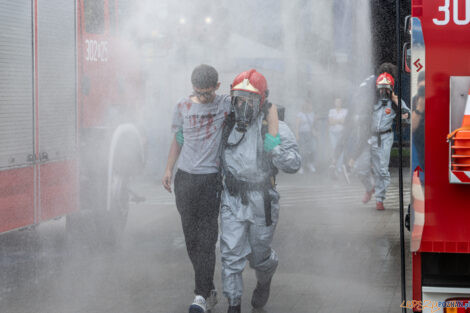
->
[0,168,34,233]
[36,0,78,220]
[415,0,470,252]
[0,1,36,231]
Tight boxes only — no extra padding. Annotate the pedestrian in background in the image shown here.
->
[295,100,316,174]
[328,97,348,177]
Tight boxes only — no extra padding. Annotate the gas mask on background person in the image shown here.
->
[376,72,395,106]
[232,91,260,132]
[377,87,391,106]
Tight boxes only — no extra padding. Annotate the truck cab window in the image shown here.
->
[84,0,104,34]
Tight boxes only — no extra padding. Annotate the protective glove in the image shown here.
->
[264,133,281,152]
[176,128,184,146]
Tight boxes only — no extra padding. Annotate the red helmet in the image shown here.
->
[231,69,268,105]
[376,73,395,91]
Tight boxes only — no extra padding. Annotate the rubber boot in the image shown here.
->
[206,290,217,312]
[251,277,272,309]
[376,201,385,211]
[227,305,241,313]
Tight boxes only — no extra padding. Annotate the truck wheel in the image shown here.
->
[108,171,130,243]
[96,168,130,248]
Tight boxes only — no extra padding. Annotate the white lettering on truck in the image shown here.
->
[433,0,470,26]
[85,39,108,62]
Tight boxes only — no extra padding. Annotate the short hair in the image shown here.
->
[191,64,218,89]
[377,62,398,81]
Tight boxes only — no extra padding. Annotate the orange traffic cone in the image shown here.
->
[448,88,470,171]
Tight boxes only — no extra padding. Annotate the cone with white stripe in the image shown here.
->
[448,88,470,171]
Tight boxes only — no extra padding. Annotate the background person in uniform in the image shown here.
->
[219,69,300,313]
[162,64,231,313]
[370,67,410,210]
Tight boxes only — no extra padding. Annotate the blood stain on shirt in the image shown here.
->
[205,113,214,139]
[190,115,197,127]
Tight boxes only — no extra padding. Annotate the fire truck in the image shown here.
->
[0,0,145,243]
[405,0,470,311]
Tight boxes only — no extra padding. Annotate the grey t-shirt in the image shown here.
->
[171,94,231,174]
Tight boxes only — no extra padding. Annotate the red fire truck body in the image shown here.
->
[409,0,470,311]
[0,0,144,238]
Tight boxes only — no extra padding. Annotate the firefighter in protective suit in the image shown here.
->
[370,73,410,210]
[220,69,301,313]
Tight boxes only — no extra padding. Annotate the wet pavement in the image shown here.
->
[0,168,411,313]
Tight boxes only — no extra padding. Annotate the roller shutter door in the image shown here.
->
[37,0,76,161]
[0,1,34,169]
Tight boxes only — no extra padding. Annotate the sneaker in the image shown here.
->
[298,167,304,174]
[376,201,385,211]
[362,189,374,204]
[251,278,272,309]
[189,295,206,313]
[227,305,241,313]
[206,290,218,311]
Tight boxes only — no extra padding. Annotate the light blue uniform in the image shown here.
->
[370,99,410,202]
[220,116,301,306]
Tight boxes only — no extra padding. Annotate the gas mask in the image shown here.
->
[377,86,391,106]
[375,73,395,106]
[232,92,260,132]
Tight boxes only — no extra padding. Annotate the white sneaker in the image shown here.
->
[189,295,206,313]
[298,167,304,174]
[206,290,218,311]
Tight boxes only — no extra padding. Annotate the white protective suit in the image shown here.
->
[370,98,410,202]
[220,114,301,306]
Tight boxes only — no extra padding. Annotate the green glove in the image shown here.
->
[264,133,281,152]
[176,129,184,146]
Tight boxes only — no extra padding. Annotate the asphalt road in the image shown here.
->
[0,168,412,313]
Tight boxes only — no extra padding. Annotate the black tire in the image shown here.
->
[95,171,130,248]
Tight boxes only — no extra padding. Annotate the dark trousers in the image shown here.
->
[174,169,220,299]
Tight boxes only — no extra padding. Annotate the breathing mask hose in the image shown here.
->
[396,0,407,312]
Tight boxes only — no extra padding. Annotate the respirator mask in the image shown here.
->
[377,86,392,106]
[375,73,395,106]
[231,91,261,132]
